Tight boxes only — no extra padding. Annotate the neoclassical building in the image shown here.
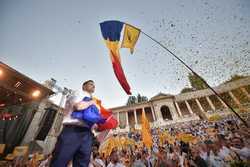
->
[111,76,250,133]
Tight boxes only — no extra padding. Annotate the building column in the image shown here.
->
[195,98,208,119]
[216,96,228,109]
[185,100,194,114]
[175,102,183,117]
[206,96,216,111]
[151,108,156,121]
[228,91,242,107]
[134,110,138,125]
[158,109,164,121]
[117,112,120,128]
[195,99,205,112]
[155,107,163,126]
[150,102,159,121]
[126,112,129,127]
[240,87,250,100]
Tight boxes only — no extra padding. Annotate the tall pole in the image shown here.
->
[140,30,248,127]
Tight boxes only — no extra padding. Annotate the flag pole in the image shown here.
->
[139,30,248,127]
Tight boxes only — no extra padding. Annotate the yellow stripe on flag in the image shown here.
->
[121,24,140,54]
[104,40,121,62]
[141,110,152,149]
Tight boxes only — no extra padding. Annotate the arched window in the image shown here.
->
[160,105,173,120]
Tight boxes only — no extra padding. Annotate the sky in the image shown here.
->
[0,0,250,108]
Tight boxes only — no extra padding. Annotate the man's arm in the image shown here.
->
[64,94,96,115]
[73,100,96,111]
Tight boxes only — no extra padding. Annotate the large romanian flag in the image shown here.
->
[100,21,140,95]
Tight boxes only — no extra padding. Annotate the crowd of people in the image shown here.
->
[88,115,250,167]
[2,115,250,167]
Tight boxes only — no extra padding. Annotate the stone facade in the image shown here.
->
[110,77,250,134]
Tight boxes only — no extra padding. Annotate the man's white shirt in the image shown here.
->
[62,90,91,126]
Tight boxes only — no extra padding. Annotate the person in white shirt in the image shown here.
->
[230,140,250,161]
[51,80,98,167]
[107,150,125,167]
[93,151,105,167]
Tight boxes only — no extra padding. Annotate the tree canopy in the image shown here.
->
[126,94,148,106]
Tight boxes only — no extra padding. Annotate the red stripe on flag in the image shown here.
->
[110,50,131,95]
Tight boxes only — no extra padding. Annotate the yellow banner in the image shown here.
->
[176,133,196,143]
[5,154,15,160]
[99,136,136,157]
[141,110,152,149]
[208,114,222,121]
[13,146,29,157]
[121,24,140,54]
[34,153,45,161]
[0,144,5,154]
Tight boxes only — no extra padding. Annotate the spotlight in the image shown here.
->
[32,90,41,98]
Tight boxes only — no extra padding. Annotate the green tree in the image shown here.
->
[180,87,194,93]
[224,74,247,84]
[126,96,137,105]
[126,94,148,106]
[188,73,208,90]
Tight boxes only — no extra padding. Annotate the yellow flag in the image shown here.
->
[121,24,140,54]
[13,146,29,157]
[36,153,45,161]
[208,114,222,122]
[5,154,15,160]
[176,133,196,143]
[141,110,152,149]
[0,144,6,154]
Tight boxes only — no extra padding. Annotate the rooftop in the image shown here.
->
[0,62,54,108]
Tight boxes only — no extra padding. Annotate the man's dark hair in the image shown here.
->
[136,153,141,160]
[204,140,213,145]
[92,136,100,149]
[110,150,117,157]
[82,80,94,90]
[217,134,225,140]
[93,152,100,159]
[83,80,94,86]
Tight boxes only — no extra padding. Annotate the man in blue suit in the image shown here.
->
[51,80,97,167]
